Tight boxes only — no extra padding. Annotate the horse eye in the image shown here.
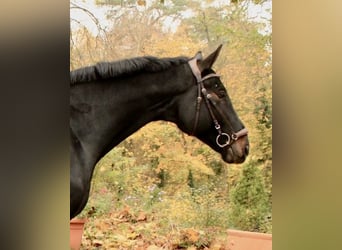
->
[218,90,226,97]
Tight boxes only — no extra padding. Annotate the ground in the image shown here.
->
[80,206,231,250]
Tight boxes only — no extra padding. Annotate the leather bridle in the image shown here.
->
[188,57,248,148]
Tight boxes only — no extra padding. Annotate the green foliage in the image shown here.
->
[229,162,271,232]
[187,170,195,188]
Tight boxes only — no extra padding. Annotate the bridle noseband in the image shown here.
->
[188,58,248,148]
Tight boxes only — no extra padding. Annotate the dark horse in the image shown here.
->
[70,45,249,218]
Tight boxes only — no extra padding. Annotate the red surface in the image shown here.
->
[70,219,86,250]
[227,229,272,250]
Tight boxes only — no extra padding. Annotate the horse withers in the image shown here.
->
[70,45,249,218]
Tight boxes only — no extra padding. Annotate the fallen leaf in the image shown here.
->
[147,245,161,250]
[137,211,147,222]
[92,239,103,247]
[183,228,200,243]
[210,240,225,250]
[117,206,131,220]
[127,231,140,240]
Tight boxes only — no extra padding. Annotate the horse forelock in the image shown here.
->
[70,56,189,85]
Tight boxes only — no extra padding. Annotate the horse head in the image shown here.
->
[177,45,249,164]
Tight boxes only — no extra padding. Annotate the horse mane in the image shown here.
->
[70,56,189,85]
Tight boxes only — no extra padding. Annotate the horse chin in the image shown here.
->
[222,147,246,164]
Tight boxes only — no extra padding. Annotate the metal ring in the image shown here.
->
[231,133,238,140]
[216,133,230,148]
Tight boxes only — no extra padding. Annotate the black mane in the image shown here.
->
[70,56,189,84]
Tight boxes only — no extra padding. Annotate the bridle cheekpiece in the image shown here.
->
[188,57,248,148]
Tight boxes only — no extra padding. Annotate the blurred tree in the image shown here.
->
[229,162,270,232]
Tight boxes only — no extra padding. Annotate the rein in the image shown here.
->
[188,58,248,148]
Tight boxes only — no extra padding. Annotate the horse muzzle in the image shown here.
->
[222,136,249,164]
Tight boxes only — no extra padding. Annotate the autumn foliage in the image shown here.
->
[71,0,271,248]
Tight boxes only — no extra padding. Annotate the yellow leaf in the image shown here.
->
[127,231,140,240]
[183,228,200,243]
[147,245,161,250]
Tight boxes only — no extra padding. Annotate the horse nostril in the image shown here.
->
[245,145,249,155]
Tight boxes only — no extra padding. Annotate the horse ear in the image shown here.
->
[194,51,203,61]
[198,44,223,71]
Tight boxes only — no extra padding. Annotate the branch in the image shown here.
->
[70,2,108,37]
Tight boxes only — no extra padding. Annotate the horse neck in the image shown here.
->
[70,63,193,166]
